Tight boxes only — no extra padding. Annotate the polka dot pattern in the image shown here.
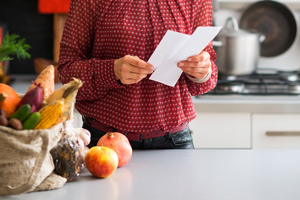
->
[58,0,218,133]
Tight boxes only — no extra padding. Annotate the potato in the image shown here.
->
[8,118,23,130]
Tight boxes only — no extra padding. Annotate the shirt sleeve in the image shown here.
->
[185,0,218,96]
[57,0,125,102]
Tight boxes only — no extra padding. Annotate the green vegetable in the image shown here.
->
[10,104,31,122]
[23,112,41,130]
[0,33,31,62]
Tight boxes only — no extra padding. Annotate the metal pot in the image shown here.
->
[214,17,265,75]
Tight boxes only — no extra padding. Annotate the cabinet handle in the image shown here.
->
[266,131,300,136]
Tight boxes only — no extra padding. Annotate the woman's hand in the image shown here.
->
[177,51,211,79]
[114,55,154,84]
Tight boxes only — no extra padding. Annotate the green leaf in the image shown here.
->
[0,32,31,62]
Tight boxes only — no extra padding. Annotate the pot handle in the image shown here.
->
[225,17,239,32]
[212,40,223,47]
[259,34,266,43]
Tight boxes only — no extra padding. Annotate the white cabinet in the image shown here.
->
[190,112,300,149]
[192,95,300,149]
[189,112,251,149]
[252,114,300,149]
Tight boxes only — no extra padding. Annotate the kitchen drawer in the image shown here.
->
[189,112,251,149]
[252,114,300,149]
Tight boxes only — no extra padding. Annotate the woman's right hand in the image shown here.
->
[114,55,154,84]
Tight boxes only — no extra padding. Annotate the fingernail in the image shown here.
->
[187,58,192,62]
[178,62,184,67]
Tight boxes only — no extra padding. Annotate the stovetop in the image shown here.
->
[207,68,300,95]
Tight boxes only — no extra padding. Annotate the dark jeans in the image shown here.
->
[83,123,195,150]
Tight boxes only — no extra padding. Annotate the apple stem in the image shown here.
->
[107,132,113,138]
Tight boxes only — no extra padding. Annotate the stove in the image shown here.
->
[207,69,300,95]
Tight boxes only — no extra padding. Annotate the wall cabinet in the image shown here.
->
[189,112,251,149]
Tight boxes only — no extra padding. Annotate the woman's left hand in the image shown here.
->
[177,51,211,79]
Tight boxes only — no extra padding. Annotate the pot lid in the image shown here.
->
[219,17,259,37]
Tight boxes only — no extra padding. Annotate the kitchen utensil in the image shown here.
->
[214,17,265,75]
[240,0,298,57]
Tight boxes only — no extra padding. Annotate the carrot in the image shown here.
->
[27,65,55,100]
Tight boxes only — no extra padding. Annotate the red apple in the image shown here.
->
[85,146,118,178]
[97,132,132,167]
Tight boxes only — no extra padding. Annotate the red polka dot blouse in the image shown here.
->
[58,0,218,134]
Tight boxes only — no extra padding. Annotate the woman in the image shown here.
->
[58,0,218,149]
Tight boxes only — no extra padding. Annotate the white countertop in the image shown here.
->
[9,75,62,94]
[9,75,300,113]
[193,94,300,113]
[2,150,300,200]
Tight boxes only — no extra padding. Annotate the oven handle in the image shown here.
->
[266,131,300,136]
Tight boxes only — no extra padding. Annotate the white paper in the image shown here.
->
[148,26,222,87]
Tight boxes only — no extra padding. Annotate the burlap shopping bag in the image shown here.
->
[0,123,67,196]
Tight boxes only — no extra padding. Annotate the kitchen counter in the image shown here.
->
[9,75,62,94]
[1,150,300,200]
[8,75,300,114]
[193,95,300,113]
[218,0,300,11]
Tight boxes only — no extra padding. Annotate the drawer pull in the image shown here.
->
[266,131,300,136]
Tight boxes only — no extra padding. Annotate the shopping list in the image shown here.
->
[148,26,222,87]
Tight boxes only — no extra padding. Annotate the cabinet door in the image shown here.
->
[252,114,300,149]
[189,112,251,149]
